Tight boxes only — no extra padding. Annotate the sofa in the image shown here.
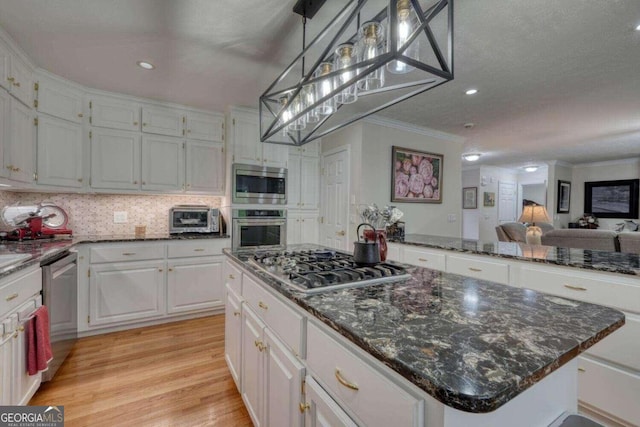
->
[541,229,620,252]
[618,232,640,254]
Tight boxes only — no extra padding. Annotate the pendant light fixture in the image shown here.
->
[259,0,454,146]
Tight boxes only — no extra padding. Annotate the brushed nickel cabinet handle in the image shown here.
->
[468,267,482,272]
[335,369,359,391]
[578,367,586,372]
[564,284,587,291]
[258,301,268,310]
[5,293,18,302]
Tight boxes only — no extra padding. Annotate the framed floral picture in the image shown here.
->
[483,191,496,207]
[391,146,443,203]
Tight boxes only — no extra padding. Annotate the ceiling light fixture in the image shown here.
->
[636,23,640,31]
[465,88,478,95]
[524,165,539,172]
[462,153,481,162]
[259,0,454,146]
[136,61,155,70]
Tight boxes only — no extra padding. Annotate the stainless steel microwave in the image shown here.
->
[169,205,220,234]
[232,163,287,205]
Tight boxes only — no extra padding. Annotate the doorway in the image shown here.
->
[320,147,350,251]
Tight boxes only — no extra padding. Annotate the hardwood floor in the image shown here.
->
[30,315,252,427]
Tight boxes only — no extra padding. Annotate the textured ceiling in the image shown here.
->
[0,0,638,167]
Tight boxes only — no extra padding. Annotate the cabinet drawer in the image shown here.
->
[578,356,640,425]
[447,255,509,284]
[0,268,41,316]
[586,312,640,371]
[90,244,165,263]
[517,265,640,314]
[223,259,243,293]
[167,240,228,258]
[403,247,446,271]
[242,274,303,356]
[306,322,423,427]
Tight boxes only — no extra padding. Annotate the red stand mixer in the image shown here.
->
[1,203,73,241]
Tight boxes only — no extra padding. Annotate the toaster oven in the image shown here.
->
[169,205,220,234]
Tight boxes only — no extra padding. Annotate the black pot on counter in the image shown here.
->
[353,223,381,266]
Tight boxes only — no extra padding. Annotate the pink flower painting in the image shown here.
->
[391,146,443,203]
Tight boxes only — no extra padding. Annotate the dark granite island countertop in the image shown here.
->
[390,234,640,276]
[224,246,625,414]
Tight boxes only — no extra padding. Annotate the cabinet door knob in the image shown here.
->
[133,121,139,126]
[142,181,146,185]
[77,113,84,118]
[7,77,14,82]
[13,167,20,172]
[133,180,138,184]
[258,301,268,310]
[336,230,346,236]
[187,129,191,133]
[299,402,310,413]
[13,82,20,87]
[142,122,147,127]
[6,164,13,170]
[256,157,260,161]
[168,268,173,272]
[233,311,240,317]
[77,178,83,182]
[228,274,235,280]
[18,325,24,332]
[158,268,163,272]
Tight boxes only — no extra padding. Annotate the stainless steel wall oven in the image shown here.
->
[232,209,286,251]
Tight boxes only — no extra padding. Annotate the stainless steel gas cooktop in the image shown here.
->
[248,250,411,294]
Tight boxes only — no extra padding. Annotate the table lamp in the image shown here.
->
[518,204,551,245]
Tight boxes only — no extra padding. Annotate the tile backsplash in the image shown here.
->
[0,192,223,235]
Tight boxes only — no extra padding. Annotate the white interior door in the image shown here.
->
[498,181,517,223]
[320,148,349,250]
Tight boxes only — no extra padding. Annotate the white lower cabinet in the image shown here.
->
[224,283,243,390]
[446,254,509,284]
[167,256,223,314]
[0,267,42,406]
[403,247,446,272]
[241,304,305,427]
[89,260,165,326]
[83,240,229,332]
[304,375,357,427]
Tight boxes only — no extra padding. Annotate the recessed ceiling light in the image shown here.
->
[463,122,475,129]
[636,23,640,31]
[462,153,481,162]
[465,89,478,95]
[136,61,155,70]
[524,165,539,172]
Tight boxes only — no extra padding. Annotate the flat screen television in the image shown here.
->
[584,179,639,219]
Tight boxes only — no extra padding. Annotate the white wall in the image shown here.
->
[321,120,464,240]
[571,158,640,230]
[462,168,480,239]
[477,166,518,241]
[359,122,463,237]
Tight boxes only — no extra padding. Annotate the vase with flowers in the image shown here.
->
[358,204,404,261]
[577,214,599,229]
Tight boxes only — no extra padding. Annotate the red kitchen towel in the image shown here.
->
[27,305,53,376]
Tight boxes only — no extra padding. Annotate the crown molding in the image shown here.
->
[364,115,466,144]
[573,157,640,168]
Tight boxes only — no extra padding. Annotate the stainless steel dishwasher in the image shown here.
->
[41,250,78,382]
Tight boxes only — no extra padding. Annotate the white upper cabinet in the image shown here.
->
[141,105,183,137]
[7,54,33,108]
[90,128,140,190]
[36,74,83,123]
[141,135,184,192]
[185,141,224,194]
[186,111,223,142]
[90,95,141,131]
[229,107,288,168]
[0,88,9,179]
[288,142,320,210]
[36,115,82,187]
[0,41,10,92]
[8,98,35,183]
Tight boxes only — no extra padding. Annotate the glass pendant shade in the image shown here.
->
[357,21,385,91]
[314,62,336,116]
[287,95,306,131]
[279,96,292,136]
[387,0,420,74]
[303,85,319,123]
[333,43,358,105]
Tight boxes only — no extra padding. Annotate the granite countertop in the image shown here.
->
[224,245,625,413]
[0,233,230,279]
[390,234,640,276]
